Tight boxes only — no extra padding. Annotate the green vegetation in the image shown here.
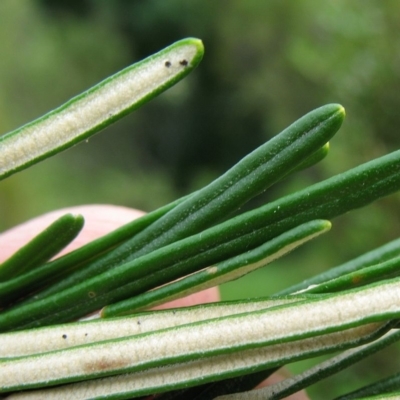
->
[1,1,400,398]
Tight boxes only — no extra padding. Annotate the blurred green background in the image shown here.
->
[1,0,400,397]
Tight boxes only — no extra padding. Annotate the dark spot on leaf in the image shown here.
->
[84,357,127,372]
[137,320,141,325]
[179,59,188,66]
[165,61,171,67]
[62,334,67,339]
[88,291,96,298]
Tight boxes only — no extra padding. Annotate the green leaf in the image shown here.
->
[28,104,344,303]
[278,237,400,296]
[292,142,330,173]
[0,297,301,359]
[236,323,400,400]
[0,290,394,395]
[303,255,400,294]
[0,214,84,283]
[334,372,400,400]
[154,368,278,400]
[0,196,186,307]
[2,143,400,331]
[103,220,330,316]
[0,38,204,180]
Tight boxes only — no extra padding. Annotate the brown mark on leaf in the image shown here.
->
[165,61,171,67]
[88,291,96,298]
[179,59,188,66]
[83,356,129,373]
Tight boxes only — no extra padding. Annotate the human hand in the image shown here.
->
[0,205,308,399]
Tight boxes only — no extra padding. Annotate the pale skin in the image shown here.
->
[0,204,309,400]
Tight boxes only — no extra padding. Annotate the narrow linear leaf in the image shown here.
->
[88,147,400,318]
[0,297,301,359]
[0,214,84,283]
[3,276,400,391]
[0,195,186,307]
[355,393,400,400]
[2,322,389,398]
[278,237,400,296]
[154,368,278,400]
[33,104,344,299]
[229,325,400,400]
[1,32,399,400]
[2,146,400,331]
[303,255,400,295]
[334,371,400,400]
[0,38,204,180]
[113,106,343,258]
[103,220,330,316]
[292,142,329,173]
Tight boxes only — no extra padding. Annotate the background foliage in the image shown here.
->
[1,1,400,397]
